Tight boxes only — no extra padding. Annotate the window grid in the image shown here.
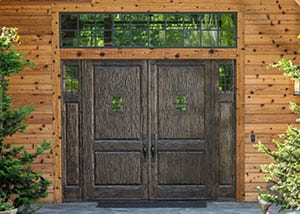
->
[60,12,237,48]
[218,62,235,94]
[63,65,79,93]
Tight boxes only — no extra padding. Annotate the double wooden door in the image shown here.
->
[62,60,236,201]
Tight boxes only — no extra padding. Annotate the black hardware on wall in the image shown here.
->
[250,132,255,143]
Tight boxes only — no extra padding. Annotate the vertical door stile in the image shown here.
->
[210,60,220,200]
[81,60,94,200]
[141,60,149,199]
[149,60,156,199]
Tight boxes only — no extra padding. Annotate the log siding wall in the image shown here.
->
[0,0,299,202]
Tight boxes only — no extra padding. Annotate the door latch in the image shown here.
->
[142,134,147,162]
[151,134,155,162]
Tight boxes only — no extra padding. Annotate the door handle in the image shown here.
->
[151,134,155,162]
[142,134,147,162]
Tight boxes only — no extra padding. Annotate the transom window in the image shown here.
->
[60,12,237,48]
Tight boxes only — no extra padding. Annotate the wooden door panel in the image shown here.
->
[82,60,148,200]
[62,61,82,201]
[94,152,142,185]
[94,65,141,139]
[158,151,205,185]
[150,61,210,199]
[65,103,80,186]
[215,61,236,199]
[156,185,207,199]
[157,65,205,139]
[219,102,234,185]
[63,102,81,200]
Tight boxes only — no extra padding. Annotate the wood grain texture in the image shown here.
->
[243,1,299,201]
[1,0,299,202]
[81,60,147,200]
[94,64,141,139]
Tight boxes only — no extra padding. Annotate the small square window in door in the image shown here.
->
[63,65,79,92]
[175,95,187,112]
[111,96,123,112]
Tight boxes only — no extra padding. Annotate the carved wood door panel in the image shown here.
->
[149,60,210,199]
[82,60,148,200]
[62,60,236,201]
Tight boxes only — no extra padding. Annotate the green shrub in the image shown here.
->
[256,58,300,212]
[0,27,51,214]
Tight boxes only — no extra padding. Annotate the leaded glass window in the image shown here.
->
[63,64,79,92]
[218,63,235,94]
[60,12,237,48]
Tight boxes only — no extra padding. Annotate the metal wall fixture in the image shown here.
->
[294,66,300,96]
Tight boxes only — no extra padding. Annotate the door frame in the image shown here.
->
[52,4,245,202]
[61,59,237,201]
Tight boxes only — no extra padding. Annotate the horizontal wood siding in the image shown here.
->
[0,2,56,202]
[1,0,299,202]
[244,0,300,201]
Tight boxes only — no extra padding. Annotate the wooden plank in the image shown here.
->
[245,55,300,65]
[245,84,292,95]
[52,2,242,12]
[25,114,54,124]
[11,94,53,114]
[15,26,53,36]
[245,183,268,192]
[9,74,52,85]
[52,10,63,203]
[17,45,52,52]
[245,113,296,123]
[235,8,245,202]
[1,0,89,3]
[9,84,53,95]
[245,192,259,202]
[244,0,300,4]
[245,124,293,134]
[244,133,281,144]
[244,44,299,55]
[245,34,300,45]
[245,172,267,183]
[31,163,55,174]
[245,14,300,25]
[245,163,265,174]
[0,17,51,26]
[5,135,54,144]
[245,143,278,154]
[19,35,53,46]
[60,48,238,60]
[245,94,293,104]
[18,64,53,74]
[32,153,54,164]
[245,4,300,14]
[245,64,290,75]
[22,124,53,135]
[245,24,300,35]
[245,153,273,164]
[11,94,53,104]
[245,103,292,114]
[244,74,291,84]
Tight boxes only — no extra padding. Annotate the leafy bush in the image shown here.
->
[256,58,300,212]
[0,27,51,214]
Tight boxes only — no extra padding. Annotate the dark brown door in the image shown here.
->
[82,60,148,200]
[149,61,210,199]
[62,60,236,201]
